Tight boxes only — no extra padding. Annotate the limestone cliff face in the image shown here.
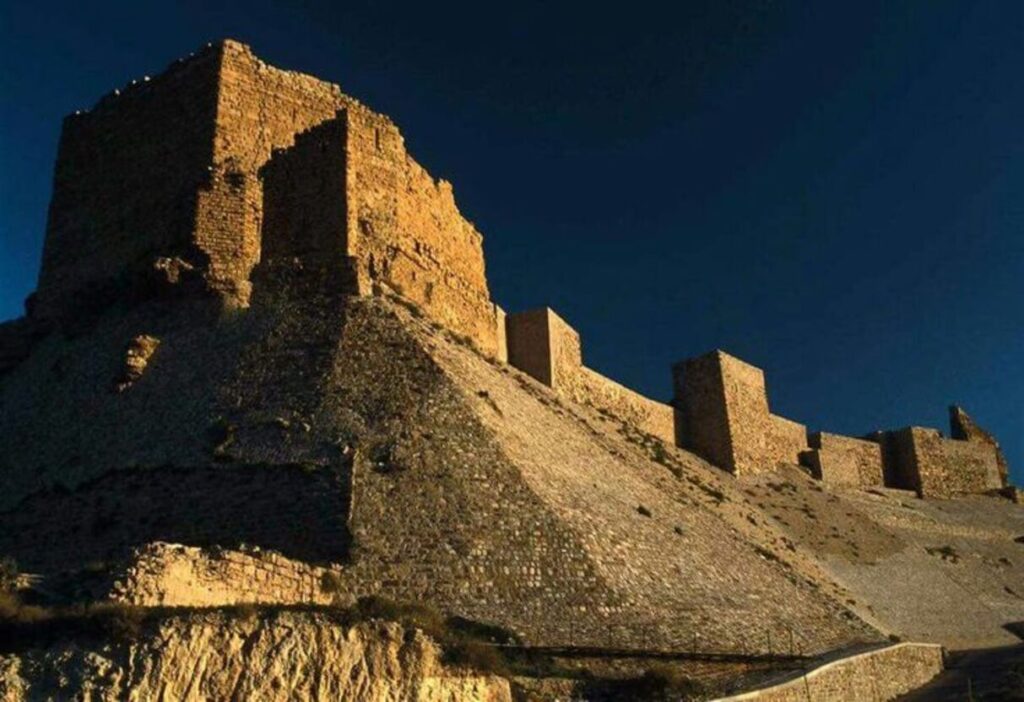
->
[0,613,510,702]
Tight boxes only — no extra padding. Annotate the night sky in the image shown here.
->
[1,2,1021,482]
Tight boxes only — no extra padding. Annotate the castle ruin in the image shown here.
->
[2,39,1009,503]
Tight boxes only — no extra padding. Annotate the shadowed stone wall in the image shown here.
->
[0,464,352,573]
[35,47,222,321]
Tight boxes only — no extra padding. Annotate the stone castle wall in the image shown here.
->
[194,40,360,302]
[672,351,1005,498]
[800,432,885,488]
[888,427,1002,499]
[33,40,499,354]
[344,109,501,355]
[674,351,808,476]
[26,39,1009,502]
[204,41,501,353]
[35,47,223,321]
[505,308,675,443]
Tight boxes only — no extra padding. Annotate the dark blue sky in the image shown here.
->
[2,1,1021,482]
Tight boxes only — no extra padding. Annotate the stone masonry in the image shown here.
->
[887,426,1002,499]
[673,351,808,476]
[950,404,1010,486]
[800,432,885,489]
[505,308,675,443]
[34,40,502,356]
[672,351,1008,498]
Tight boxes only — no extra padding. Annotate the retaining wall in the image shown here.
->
[713,642,943,701]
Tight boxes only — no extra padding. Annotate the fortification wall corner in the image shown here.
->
[888,426,1002,499]
[674,350,807,476]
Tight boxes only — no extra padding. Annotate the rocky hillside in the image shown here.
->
[0,290,1021,698]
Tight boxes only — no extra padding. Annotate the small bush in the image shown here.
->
[320,571,344,596]
[637,504,653,518]
[0,557,17,592]
[0,600,148,652]
[445,615,520,645]
[0,591,23,619]
[925,545,960,563]
[229,602,259,624]
[443,639,509,676]
[602,664,705,701]
[354,596,446,640]
[92,603,146,642]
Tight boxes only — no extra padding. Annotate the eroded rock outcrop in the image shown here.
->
[0,613,510,702]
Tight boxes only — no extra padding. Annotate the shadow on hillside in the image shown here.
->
[0,464,351,573]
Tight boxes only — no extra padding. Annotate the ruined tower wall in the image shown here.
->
[36,40,500,354]
[35,48,223,320]
[674,352,807,476]
[195,40,356,303]
[344,109,500,356]
[208,41,498,352]
[258,118,349,264]
[949,406,1009,487]
[889,427,1002,498]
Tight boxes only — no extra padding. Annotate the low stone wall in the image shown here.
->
[801,432,884,488]
[573,367,675,444]
[713,642,943,701]
[108,542,339,607]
